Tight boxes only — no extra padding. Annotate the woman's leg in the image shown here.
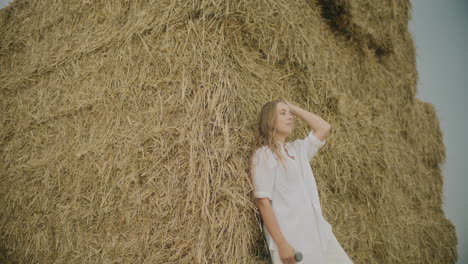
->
[323,235,354,264]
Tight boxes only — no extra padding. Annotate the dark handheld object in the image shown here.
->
[294,251,303,262]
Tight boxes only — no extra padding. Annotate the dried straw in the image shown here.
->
[0,0,457,263]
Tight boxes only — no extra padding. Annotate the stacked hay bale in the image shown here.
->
[0,0,457,263]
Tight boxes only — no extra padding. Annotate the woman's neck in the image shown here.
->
[274,135,286,146]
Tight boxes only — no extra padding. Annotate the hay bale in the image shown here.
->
[0,0,457,263]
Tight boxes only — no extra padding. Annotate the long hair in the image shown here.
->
[251,97,288,171]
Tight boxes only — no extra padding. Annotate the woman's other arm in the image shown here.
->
[252,148,296,262]
[256,198,287,246]
[256,198,296,263]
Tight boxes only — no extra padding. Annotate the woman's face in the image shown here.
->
[275,102,294,136]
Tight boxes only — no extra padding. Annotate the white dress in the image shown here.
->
[252,130,354,264]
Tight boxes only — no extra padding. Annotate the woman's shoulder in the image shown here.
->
[253,145,278,168]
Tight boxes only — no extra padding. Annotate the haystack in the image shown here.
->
[0,0,457,263]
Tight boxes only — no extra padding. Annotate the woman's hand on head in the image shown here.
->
[284,100,296,115]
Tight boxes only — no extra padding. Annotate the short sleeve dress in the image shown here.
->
[252,130,351,264]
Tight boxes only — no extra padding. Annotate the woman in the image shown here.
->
[250,98,354,264]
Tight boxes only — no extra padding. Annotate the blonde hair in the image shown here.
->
[251,97,288,170]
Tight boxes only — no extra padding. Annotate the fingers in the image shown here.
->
[291,254,296,264]
[280,255,296,264]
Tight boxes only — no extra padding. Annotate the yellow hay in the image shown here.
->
[0,0,457,263]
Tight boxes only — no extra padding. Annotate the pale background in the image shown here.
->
[408,1,467,263]
[1,0,466,263]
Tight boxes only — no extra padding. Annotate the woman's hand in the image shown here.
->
[282,97,331,141]
[277,240,297,264]
[284,99,297,115]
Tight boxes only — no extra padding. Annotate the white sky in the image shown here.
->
[409,1,468,263]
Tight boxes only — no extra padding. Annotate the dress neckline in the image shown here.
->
[282,144,296,161]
